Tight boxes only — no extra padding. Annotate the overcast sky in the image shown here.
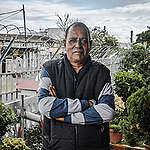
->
[0,0,150,43]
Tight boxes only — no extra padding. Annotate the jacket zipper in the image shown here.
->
[74,75,78,91]
[74,75,78,150]
[75,125,78,150]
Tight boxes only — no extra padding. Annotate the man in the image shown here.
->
[38,22,115,150]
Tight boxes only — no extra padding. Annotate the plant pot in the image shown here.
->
[143,143,150,150]
[110,129,122,144]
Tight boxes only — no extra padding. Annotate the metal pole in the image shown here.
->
[23,4,26,43]
[104,26,106,31]
[23,4,30,70]
[21,95,25,138]
[130,30,133,43]
[0,45,2,101]
[0,61,2,101]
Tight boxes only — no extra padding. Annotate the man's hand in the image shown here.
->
[88,99,96,107]
[49,86,64,122]
[56,118,64,122]
[49,85,56,97]
[88,101,93,107]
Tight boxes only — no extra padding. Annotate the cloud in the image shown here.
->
[85,2,150,42]
[0,0,150,42]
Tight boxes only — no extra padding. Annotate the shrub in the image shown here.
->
[0,102,18,138]
[114,71,145,101]
[1,138,30,150]
[121,43,149,72]
[121,43,150,85]
[120,85,150,146]
[24,124,42,150]
[109,124,121,133]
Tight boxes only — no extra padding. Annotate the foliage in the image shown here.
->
[24,124,42,150]
[90,26,120,59]
[110,124,121,133]
[127,86,150,145]
[120,86,150,146]
[113,28,150,147]
[0,102,18,138]
[136,26,150,47]
[121,43,150,85]
[114,71,145,101]
[119,116,138,146]
[1,138,30,150]
[110,95,125,133]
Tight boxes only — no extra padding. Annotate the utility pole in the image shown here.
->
[130,30,133,43]
[23,4,26,43]
[104,26,106,31]
[22,5,29,69]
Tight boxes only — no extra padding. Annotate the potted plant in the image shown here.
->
[109,95,125,144]
[109,124,122,144]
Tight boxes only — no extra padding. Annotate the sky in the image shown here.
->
[0,0,150,43]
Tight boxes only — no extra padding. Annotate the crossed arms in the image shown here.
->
[38,67,115,125]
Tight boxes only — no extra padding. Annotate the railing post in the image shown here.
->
[10,59,14,101]
[5,74,8,101]
[0,61,2,101]
[21,94,25,138]
[16,73,18,99]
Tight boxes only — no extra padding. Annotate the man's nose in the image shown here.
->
[75,39,82,48]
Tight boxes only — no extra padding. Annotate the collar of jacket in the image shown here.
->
[63,54,92,77]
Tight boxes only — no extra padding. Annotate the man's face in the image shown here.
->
[64,26,91,65]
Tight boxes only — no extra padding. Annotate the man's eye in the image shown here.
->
[68,38,76,43]
[81,38,88,44]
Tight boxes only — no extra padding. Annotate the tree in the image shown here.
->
[121,43,150,85]
[90,26,120,59]
[136,26,150,47]
[56,13,79,32]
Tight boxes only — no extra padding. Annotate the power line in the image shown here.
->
[0,9,22,16]
[0,9,22,22]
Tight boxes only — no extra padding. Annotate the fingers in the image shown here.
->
[88,101,93,107]
[49,86,57,97]
[56,118,64,122]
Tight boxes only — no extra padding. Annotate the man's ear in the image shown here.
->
[63,40,66,48]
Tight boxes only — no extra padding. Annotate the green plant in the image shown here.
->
[0,102,18,138]
[119,116,138,146]
[1,138,30,150]
[114,71,145,101]
[90,26,120,59]
[120,43,150,85]
[110,124,121,133]
[110,95,125,133]
[120,85,150,146]
[136,26,150,47]
[24,124,42,150]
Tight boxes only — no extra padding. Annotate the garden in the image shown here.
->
[0,23,150,149]
[110,28,150,149]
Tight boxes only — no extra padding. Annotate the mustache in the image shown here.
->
[72,49,84,54]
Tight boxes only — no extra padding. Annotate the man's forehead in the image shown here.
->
[67,26,88,37]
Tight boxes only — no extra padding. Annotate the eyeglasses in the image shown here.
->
[68,38,88,45]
